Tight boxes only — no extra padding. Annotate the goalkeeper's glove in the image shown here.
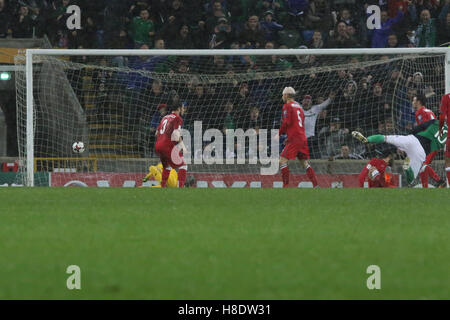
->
[142,176,148,183]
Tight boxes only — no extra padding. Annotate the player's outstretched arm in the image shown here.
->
[312,92,335,114]
[358,166,369,187]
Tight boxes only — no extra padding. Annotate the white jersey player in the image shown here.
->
[302,92,335,138]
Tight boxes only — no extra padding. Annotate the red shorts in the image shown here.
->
[281,142,309,160]
[155,142,186,169]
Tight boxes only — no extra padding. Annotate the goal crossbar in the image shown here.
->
[26,47,450,56]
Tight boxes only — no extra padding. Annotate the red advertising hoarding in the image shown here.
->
[50,172,400,188]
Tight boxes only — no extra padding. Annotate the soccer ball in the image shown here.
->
[72,141,85,153]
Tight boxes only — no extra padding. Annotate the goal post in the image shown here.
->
[17,47,450,187]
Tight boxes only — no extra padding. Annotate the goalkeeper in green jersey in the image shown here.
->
[352,120,448,187]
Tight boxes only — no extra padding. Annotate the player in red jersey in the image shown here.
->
[154,100,188,187]
[278,87,319,188]
[412,94,442,188]
[359,146,396,188]
[439,92,450,186]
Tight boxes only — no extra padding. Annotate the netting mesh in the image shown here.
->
[15,51,447,187]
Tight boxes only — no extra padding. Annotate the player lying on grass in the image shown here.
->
[154,99,188,188]
[359,145,397,188]
[277,87,319,188]
[142,163,178,188]
[439,92,450,186]
[412,93,442,188]
[352,119,448,187]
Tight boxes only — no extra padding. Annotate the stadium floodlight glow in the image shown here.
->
[0,72,11,80]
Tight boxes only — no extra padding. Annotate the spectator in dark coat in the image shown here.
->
[304,0,333,33]
[205,0,228,33]
[11,6,34,38]
[170,24,195,49]
[0,0,11,38]
[327,21,359,48]
[209,17,234,49]
[238,15,266,48]
[160,0,186,44]
[415,9,438,47]
[241,106,262,132]
[386,33,401,48]
[260,10,283,42]
[307,30,326,48]
[286,0,309,15]
[437,3,450,46]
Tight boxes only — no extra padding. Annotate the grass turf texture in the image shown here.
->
[0,188,449,299]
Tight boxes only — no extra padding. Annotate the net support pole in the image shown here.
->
[26,49,34,187]
[446,49,450,188]
[446,49,450,95]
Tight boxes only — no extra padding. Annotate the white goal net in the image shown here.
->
[15,48,450,187]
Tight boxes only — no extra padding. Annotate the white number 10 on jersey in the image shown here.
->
[160,119,168,134]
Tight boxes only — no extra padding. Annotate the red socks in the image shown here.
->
[306,165,318,188]
[420,171,429,188]
[281,164,289,188]
[161,166,187,188]
[447,167,450,185]
[281,164,318,188]
[161,168,171,187]
[178,166,187,188]
[421,165,442,188]
[426,165,441,182]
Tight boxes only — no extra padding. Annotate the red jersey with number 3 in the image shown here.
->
[440,93,450,128]
[440,93,450,157]
[279,100,307,146]
[415,106,436,125]
[155,112,183,150]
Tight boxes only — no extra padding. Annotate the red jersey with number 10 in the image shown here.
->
[415,106,436,125]
[279,100,307,145]
[156,112,183,149]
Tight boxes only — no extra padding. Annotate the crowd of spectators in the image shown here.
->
[1,0,449,159]
[84,53,444,159]
[1,0,448,49]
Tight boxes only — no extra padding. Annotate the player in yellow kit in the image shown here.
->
[142,163,178,188]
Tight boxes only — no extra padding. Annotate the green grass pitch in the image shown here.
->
[1,188,449,299]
